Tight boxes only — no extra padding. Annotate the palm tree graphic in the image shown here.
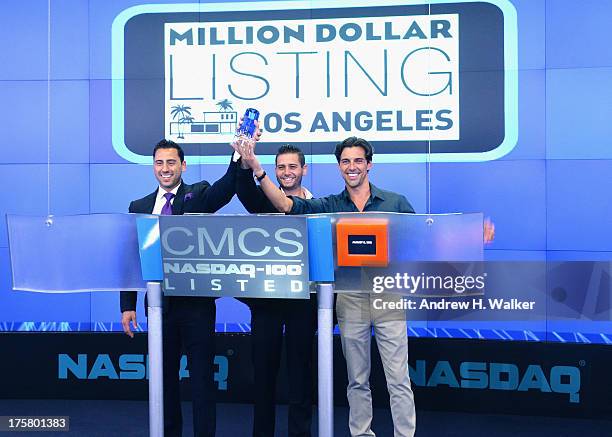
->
[216,99,234,112]
[170,105,192,139]
[180,115,195,133]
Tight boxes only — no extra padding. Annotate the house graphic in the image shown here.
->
[169,111,237,136]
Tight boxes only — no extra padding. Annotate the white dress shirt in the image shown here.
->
[152,183,181,215]
[281,186,313,200]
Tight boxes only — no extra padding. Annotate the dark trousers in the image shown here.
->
[162,297,217,437]
[250,298,317,437]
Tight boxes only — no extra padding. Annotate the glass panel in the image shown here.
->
[7,213,146,292]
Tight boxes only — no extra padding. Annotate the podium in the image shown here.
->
[7,212,483,437]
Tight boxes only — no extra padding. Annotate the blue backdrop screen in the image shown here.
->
[0,0,610,344]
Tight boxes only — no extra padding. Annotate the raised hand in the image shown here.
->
[484,218,495,244]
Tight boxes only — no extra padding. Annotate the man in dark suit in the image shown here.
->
[120,139,239,437]
[236,145,317,437]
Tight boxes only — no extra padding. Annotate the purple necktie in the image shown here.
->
[161,192,175,215]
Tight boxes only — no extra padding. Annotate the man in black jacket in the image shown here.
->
[236,145,317,437]
[120,139,239,437]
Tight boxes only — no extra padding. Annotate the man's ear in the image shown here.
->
[302,164,308,176]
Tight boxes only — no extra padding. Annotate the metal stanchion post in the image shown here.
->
[317,282,334,437]
[147,281,164,437]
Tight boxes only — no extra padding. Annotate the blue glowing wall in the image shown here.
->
[0,0,610,341]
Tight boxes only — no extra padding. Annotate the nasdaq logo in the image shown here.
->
[112,0,517,164]
[410,360,581,403]
[58,353,229,390]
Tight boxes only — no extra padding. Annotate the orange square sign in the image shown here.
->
[336,218,389,267]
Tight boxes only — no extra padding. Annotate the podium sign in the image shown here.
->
[6,212,483,437]
[158,215,310,299]
[330,213,484,293]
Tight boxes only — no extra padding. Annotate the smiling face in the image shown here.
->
[275,152,307,191]
[153,147,186,192]
[338,146,372,189]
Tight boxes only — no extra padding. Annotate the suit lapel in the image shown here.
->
[143,190,158,214]
[171,182,187,215]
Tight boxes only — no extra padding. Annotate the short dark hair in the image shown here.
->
[275,144,305,167]
[334,137,374,163]
[153,139,185,162]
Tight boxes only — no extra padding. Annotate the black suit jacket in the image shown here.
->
[120,159,238,313]
[236,165,278,214]
[235,165,319,312]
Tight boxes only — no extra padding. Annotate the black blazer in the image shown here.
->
[236,165,278,214]
[120,159,238,313]
[235,165,318,313]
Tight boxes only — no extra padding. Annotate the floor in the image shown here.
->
[1,400,610,436]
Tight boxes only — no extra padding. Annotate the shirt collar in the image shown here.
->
[281,186,313,199]
[157,182,181,202]
[341,183,384,202]
[369,183,385,201]
[302,186,314,199]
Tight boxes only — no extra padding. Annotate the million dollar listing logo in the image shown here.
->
[112,1,517,163]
